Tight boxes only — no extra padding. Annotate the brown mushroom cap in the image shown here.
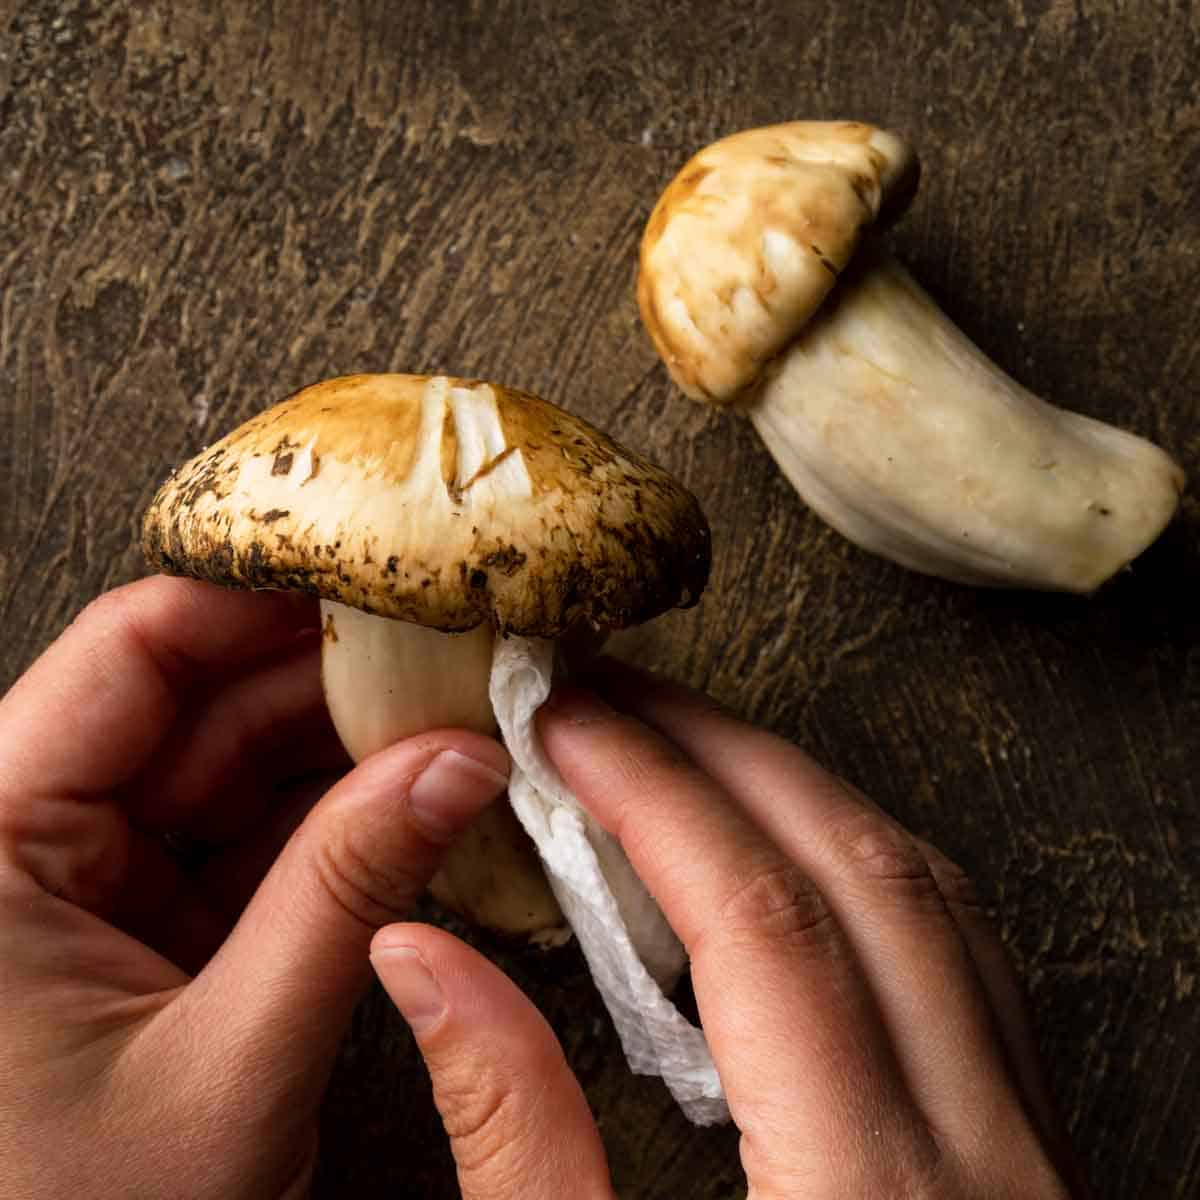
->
[142,374,711,636]
[638,120,919,405]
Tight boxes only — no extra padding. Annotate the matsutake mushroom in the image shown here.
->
[142,373,710,942]
[638,120,1184,592]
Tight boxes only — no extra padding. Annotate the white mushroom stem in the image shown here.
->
[320,600,496,760]
[747,250,1184,592]
[319,599,565,938]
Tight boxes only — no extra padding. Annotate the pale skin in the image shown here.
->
[0,576,1083,1199]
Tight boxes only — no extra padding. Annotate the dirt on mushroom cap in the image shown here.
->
[141,373,711,637]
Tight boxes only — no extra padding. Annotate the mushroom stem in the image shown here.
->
[746,249,1184,592]
[319,598,565,938]
[320,600,496,759]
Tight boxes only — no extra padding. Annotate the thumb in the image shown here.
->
[372,925,616,1200]
[159,730,510,1124]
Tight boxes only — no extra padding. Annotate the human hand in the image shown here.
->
[0,576,512,1199]
[370,659,1085,1199]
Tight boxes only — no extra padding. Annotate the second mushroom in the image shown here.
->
[638,120,1184,592]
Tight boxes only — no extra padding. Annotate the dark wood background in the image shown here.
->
[2,2,1197,1196]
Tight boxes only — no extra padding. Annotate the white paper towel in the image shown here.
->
[490,635,730,1126]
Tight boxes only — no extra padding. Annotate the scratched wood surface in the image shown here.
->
[2,2,1198,1196]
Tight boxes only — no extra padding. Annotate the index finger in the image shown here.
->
[536,685,933,1176]
[0,575,319,802]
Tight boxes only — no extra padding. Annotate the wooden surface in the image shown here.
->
[2,2,1198,1195]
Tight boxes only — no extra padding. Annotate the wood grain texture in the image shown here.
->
[2,1,1198,1196]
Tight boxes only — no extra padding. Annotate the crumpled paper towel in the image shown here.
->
[490,635,730,1126]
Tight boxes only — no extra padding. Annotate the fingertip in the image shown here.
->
[369,922,513,1017]
[370,939,447,1033]
[370,920,441,961]
[370,924,533,1048]
[336,734,508,851]
[439,732,511,784]
[345,730,509,799]
[376,729,511,782]
[370,923,560,1052]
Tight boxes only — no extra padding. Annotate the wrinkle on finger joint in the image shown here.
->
[822,807,944,909]
[435,1069,547,1185]
[703,861,840,959]
[310,821,431,931]
[914,839,985,918]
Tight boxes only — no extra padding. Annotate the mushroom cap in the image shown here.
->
[142,374,711,637]
[638,120,919,405]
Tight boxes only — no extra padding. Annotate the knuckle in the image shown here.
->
[713,861,837,953]
[915,839,986,919]
[311,817,428,929]
[823,807,943,909]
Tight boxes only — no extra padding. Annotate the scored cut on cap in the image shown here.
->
[142,373,711,637]
[638,120,919,405]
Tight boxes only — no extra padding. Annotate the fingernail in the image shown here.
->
[408,749,508,835]
[372,946,445,1032]
[542,683,613,725]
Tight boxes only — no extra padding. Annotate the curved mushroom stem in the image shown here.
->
[319,599,565,940]
[746,249,1184,592]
